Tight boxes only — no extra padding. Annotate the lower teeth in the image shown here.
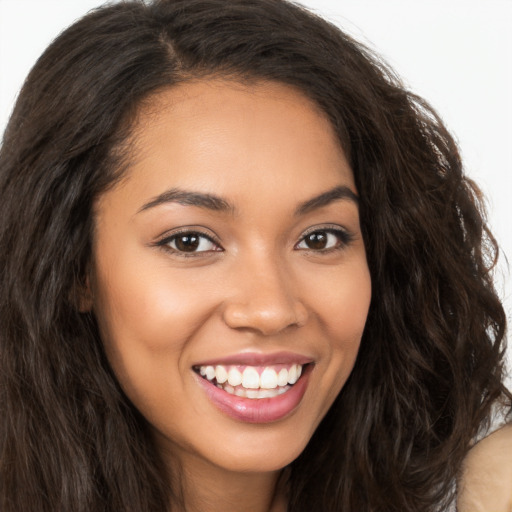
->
[216,383,290,399]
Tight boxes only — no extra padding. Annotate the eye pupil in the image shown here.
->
[175,234,200,252]
[306,232,328,250]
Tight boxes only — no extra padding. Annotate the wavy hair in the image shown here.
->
[0,0,508,510]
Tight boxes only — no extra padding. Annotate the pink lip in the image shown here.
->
[194,363,313,424]
[193,351,313,367]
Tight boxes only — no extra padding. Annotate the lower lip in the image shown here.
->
[195,365,312,424]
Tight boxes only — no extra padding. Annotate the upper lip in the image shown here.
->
[193,351,314,367]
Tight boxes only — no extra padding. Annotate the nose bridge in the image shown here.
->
[222,247,307,335]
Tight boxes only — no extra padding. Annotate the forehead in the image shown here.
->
[102,79,355,214]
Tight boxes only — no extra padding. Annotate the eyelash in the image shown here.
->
[155,228,222,258]
[154,225,354,258]
[295,226,355,253]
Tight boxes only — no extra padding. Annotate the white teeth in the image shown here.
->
[260,368,278,389]
[215,365,228,384]
[227,367,243,387]
[242,367,260,389]
[197,363,306,395]
[223,385,291,399]
[204,366,215,381]
[288,364,299,384]
[277,368,289,387]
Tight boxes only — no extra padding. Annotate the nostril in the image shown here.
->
[221,299,308,335]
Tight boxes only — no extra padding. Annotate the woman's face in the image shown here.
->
[89,80,371,474]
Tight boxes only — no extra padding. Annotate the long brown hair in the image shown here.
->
[0,1,509,510]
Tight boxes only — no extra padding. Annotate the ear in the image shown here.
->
[71,273,94,313]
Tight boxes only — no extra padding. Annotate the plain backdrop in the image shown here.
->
[1,0,511,378]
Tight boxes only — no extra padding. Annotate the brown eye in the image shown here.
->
[296,228,352,252]
[304,232,329,250]
[165,232,219,253]
[174,234,201,252]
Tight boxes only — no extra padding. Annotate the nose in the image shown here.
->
[221,257,309,336]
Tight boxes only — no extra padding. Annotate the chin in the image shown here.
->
[207,424,315,474]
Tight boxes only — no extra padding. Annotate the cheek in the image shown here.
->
[93,257,210,351]
[304,256,371,342]
[303,257,371,399]
[91,255,219,411]
[91,262,213,430]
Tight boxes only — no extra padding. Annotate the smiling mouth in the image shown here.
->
[193,363,306,399]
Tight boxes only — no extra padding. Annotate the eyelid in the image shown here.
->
[151,224,354,257]
[153,226,223,255]
[295,224,355,250]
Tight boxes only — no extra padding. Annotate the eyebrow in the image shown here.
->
[294,185,359,216]
[137,184,358,215]
[138,188,234,214]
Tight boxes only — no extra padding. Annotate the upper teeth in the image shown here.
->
[198,364,303,389]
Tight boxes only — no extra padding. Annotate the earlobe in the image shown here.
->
[71,273,94,313]
[78,285,94,313]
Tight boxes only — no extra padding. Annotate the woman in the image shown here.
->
[0,0,509,510]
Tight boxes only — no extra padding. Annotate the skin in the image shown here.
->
[458,423,512,512]
[87,79,372,512]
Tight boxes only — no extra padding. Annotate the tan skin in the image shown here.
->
[85,79,372,511]
[458,423,512,512]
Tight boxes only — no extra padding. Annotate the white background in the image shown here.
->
[1,0,511,378]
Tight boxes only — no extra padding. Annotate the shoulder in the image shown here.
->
[457,423,512,512]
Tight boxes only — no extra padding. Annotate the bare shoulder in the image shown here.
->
[458,423,512,512]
